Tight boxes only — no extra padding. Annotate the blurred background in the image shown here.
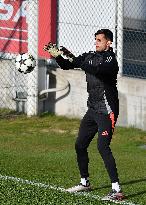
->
[0,0,146,130]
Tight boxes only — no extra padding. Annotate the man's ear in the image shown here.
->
[107,40,112,47]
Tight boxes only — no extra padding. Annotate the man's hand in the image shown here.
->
[43,42,62,58]
[44,42,75,62]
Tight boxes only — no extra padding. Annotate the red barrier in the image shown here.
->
[38,0,57,58]
[0,0,27,54]
[0,0,57,58]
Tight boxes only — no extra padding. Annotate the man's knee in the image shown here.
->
[97,140,110,157]
[75,140,80,151]
[97,141,104,155]
[75,138,88,153]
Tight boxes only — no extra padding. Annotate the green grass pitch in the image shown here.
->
[0,113,146,204]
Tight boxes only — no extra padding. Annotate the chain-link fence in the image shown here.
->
[0,0,146,117]
[0,0,41,117]
[123,0,146,78]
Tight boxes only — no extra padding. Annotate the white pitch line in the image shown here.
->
[0,174,140,205]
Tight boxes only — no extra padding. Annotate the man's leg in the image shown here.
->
[97,113,119,183]
[97,113,124,201]
[66,109,98,192]
[75,109,98,178]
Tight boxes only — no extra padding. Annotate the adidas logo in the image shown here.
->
[105,56,112,63]
[102,131,108,136]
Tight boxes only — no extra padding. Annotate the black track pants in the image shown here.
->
[75,108,119,183]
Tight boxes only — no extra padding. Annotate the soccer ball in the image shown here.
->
[15,53,36,74]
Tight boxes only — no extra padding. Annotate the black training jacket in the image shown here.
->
[56,48,119,116]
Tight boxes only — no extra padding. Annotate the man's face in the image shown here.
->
[95,34,112,52]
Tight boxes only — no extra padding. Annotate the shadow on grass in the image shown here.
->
[92,177,146,190]
[126,190,146,199]
[91,177,146,200]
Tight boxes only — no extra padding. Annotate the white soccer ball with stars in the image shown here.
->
[15,53,36,74]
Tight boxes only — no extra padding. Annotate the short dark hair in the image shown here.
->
[94,29,113,42]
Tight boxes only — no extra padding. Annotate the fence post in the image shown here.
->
[27,0,39,116]
[117,0,124,76]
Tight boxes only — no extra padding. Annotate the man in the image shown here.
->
[44,29,124,201]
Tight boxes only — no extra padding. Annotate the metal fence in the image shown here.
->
[0,0,146,116]
[0,0,40,116]
[123,0,146,78]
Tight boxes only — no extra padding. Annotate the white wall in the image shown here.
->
[117,76,146,130]
[0,60,18,110]
[55,69,88,118]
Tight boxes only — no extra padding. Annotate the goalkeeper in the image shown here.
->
[44,29,124,201]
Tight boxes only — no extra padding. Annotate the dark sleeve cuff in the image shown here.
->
[55,56,74,70]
